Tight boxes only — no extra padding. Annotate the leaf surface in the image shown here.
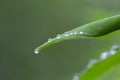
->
[79,51,120,80]
[34,15,120,54]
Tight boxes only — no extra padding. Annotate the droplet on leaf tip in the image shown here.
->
[34,49,39,54]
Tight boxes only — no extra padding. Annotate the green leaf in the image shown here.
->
[34,14,120,54]
[79,51,120,80]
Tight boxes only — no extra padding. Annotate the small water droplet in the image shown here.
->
[87,59,98,68]
[48,38,52,42]
[80,32,83,34]
[70,33,74,35]
[56,34,61,39]
[109,50,116,55]
[100,52,109,60]
[64,32,68,34]
[109,45,120,55]
[73,73,79,80]
[64,34,69,36]
[111,45,120,51]
[34,49,39,54]
[73,32,77,34]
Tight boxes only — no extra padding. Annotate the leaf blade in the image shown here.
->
[34,15,120,53]
[79,51,120,80]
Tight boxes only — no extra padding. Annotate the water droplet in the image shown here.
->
[73,32,77,34]
[80,32,83,34]
[100,52,109,60]
[70,33,74,35]
[64,34,69,36]
[111,45,120,51]
[56,34,61,39]
[73,73,79,80]
[109,50,116,55]
[109,45,120,55]
[64,32,68,34]
[48,38,52,42]
[87,59,98,68]
[34,49,39,54]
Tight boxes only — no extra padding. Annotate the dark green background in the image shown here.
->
[0,0,120,80]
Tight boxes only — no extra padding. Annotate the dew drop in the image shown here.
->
[64,32,68,34]
[73,73,79,80]
[34,49,39,54]
[70,32,74,35]
[56,34,61,39]
[80,32,83,34]
[110,45,120,51]
[87,59,98,68]
[100,52,109,60]
[48,38,52,42]
[109,50,116,55]
[64,33,69,36]
[73,32,77,34]
[109,45,120,55]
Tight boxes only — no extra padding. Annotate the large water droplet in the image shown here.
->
[34,49,39,54]
[87,59,98,68]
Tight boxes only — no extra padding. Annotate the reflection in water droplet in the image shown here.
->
[100,52,109,60]
[34,49,39,54]
[87,59,98,68]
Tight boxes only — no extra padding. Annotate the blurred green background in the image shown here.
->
[0,0,120,80]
